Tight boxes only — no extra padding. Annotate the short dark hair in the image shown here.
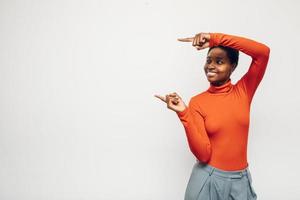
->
[208,45,239,70]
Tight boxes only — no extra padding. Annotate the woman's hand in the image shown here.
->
[154,92,187,113]
[178,32,211,50]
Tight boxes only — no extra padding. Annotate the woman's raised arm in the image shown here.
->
[209,33,271,103]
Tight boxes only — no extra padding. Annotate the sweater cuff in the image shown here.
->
[176,106,189,118]
[208,32,216,47]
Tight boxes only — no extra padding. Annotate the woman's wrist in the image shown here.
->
[176,106,188,117]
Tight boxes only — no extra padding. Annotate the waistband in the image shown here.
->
[197,161,250,179]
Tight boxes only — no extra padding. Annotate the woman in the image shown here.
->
[154,32,270,200]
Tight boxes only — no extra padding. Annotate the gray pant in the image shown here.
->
[184,161,257,200]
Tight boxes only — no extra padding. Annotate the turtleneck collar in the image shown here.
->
[207,79,233,94]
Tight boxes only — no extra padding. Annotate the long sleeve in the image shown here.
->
[209,33,270,104]
[176,97,212,163]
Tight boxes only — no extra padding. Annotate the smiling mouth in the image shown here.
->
[207,72,217,76]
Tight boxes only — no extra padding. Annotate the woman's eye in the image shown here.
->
[206,60,211,64]
[217,60,223,64]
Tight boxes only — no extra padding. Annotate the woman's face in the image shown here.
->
[204,47,234,86]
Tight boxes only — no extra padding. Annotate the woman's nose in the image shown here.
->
[208,65,215,69]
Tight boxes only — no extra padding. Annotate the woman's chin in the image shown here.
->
[206,76,217,83]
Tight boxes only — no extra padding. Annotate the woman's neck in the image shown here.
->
[211,78,230,86]
[207,78,233,94]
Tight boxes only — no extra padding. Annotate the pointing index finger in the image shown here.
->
[177,37,194,42]
[154,94,167,103]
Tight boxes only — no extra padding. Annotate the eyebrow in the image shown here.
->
[207,56,225,59]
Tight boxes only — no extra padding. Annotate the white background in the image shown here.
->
[1,0,299,199]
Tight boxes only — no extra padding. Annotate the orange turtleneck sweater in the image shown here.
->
[177,33,270,171]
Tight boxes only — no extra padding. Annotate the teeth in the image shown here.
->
[207,72,217,76]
